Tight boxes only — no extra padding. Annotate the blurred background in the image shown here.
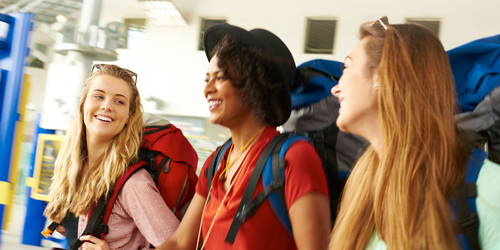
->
[0,0,499,248]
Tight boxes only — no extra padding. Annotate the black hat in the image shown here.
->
[203,24,295,126]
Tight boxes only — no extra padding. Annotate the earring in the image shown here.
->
[374,84,379,87]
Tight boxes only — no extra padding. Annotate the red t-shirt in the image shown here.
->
[196,126,329,250]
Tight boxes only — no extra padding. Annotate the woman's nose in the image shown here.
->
[101,99,113,111]
[204,78,215,96]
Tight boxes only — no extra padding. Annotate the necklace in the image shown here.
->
[220,127,265,178]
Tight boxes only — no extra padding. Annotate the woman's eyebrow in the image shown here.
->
[206,70,222,76]
[91,89,128,101]
[115,94,128,101]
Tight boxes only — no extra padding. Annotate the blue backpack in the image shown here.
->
[206,133,315,243]
[448,34,500,250]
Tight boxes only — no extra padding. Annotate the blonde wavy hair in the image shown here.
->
[45,64,143,222]
[330,21,466,249]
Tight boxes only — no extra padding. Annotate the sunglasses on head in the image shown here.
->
[90,64,138,85]
[371,16,389,30]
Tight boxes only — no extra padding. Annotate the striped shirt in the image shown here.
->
[78,169,179,249]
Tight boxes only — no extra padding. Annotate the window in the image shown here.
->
[198,18,226,51]
[406,19,441,37]
[124,18,147,50]
[305,18,337,54]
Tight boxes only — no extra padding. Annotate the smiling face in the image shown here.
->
[331,38,379,136]
[204,55,252,128]
[83,75,131,143]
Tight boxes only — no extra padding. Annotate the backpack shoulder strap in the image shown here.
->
[71,161,149,250]
[264,133,313,236]
[206,138,232,197]
[455,148,487,250]
[224,133,293,244]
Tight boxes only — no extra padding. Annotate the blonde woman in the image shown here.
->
[329,17,500,249]
[44,64,179,250]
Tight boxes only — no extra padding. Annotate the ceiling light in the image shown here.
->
[56,15,67,23]
[139,0,187,26]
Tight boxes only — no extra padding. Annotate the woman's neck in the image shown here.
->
[360,121,382,159]
[367,133,382,159]
[85,133,112,168]
[228,118,268,153]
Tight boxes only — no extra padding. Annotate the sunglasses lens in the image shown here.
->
[380,16,388,25]
[91,64,138,85]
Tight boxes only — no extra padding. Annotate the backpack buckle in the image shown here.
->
[270,179,285,190]
[313,131,325,141]
[95,223,109,235]
[235,208,248,223]
[236,202,259,223]
[459,212,479,233]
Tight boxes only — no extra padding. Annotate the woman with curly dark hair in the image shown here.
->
[156,24,331,250]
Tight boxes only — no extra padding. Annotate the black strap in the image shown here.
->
[207,139,232,198]
[139,148,161,173]
[271,134,293,209]
[173,173,189,215]
[143,124,171,135]
[61,212,79,250]
[71,164,147,250]
[47,221,59,231]
[232,177,285,220]
[157,156,170,175]
[71,193,111,250]
[294,125,341,223]
[224,135,284,244]
[455,182,481,250]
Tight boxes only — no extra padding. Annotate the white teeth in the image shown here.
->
[96,115,112,122]
[208,100,222,105]
[208,100,222,110]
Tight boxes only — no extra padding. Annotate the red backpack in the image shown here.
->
[44,118,198,250]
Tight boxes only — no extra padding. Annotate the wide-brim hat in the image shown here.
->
[203,24,296,126]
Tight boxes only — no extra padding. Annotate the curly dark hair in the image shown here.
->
[209,35,291,126]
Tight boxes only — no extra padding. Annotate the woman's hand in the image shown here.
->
[79,235,110,250]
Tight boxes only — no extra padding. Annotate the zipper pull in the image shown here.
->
[164,158,171,173]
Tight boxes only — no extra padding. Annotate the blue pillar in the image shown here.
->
[21,113,55,246]
[0,12,33,246]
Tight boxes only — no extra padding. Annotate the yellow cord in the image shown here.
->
[220,127,265,178]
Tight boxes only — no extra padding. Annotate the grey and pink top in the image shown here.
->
[78,169,179,249]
